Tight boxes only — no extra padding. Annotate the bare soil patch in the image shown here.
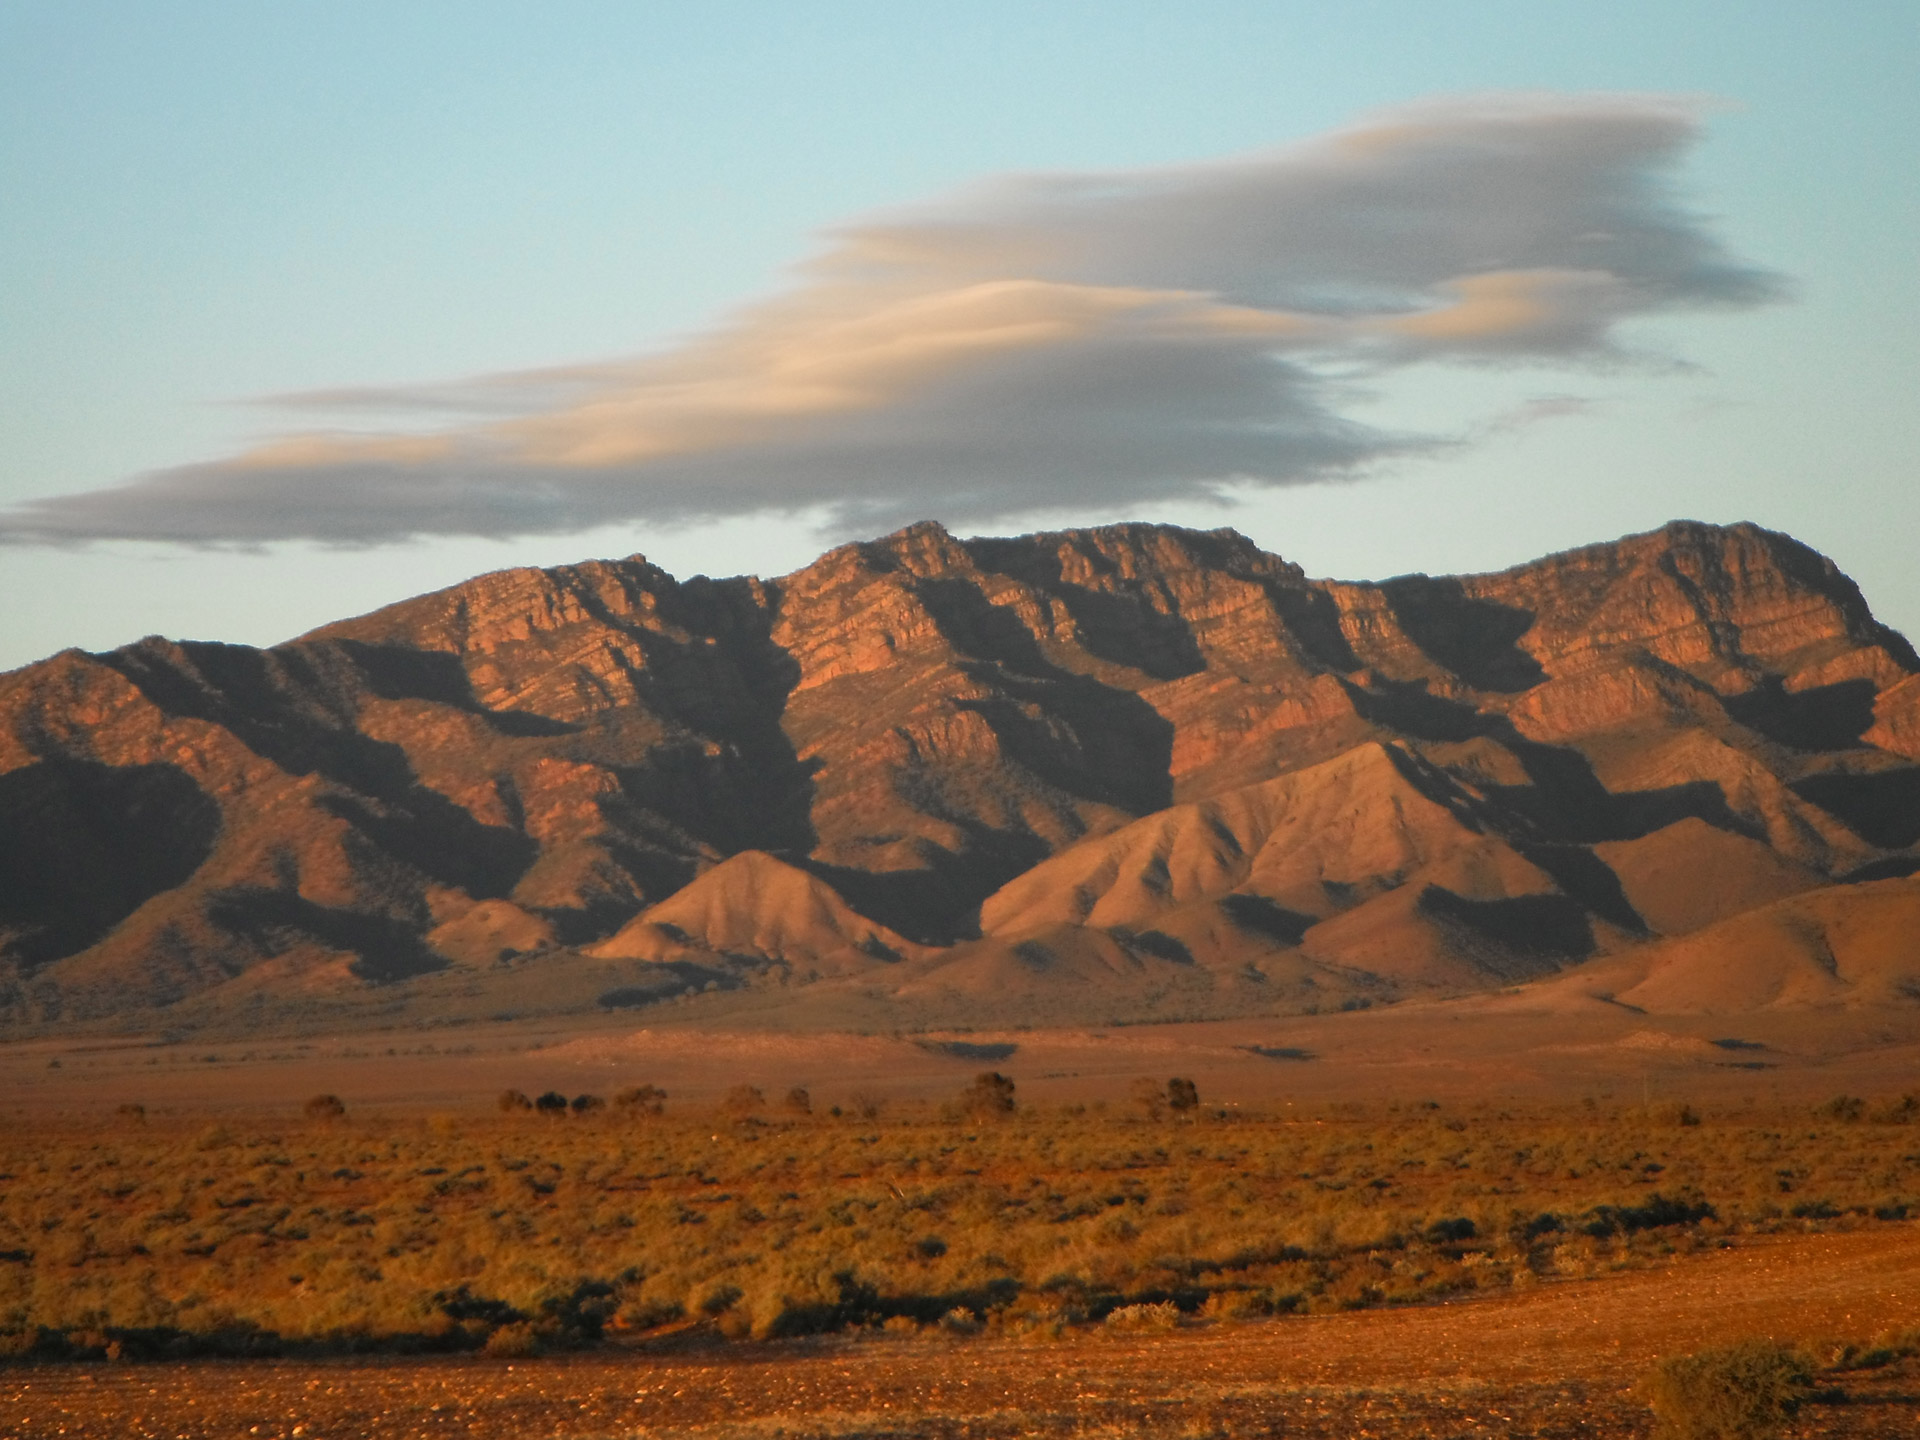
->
[4,999,1919,1120]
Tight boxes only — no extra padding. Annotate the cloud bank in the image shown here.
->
[2,93,1781,547]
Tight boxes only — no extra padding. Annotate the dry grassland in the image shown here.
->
[3,1089,1918,1365]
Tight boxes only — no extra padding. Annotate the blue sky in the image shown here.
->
[2,2,1915,670]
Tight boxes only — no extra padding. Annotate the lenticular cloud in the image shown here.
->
[0,92,1782,547]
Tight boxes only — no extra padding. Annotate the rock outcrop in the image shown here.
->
[2,518,1916,1029]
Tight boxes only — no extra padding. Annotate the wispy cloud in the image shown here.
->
[0,92,1782,547]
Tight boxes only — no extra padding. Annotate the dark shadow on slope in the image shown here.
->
[914,576,1177,817]
[1217,893,1316,946]
[1264,583,1362,672]
[1111,929,1195,965]
[1343,677,1485,743]
[613,739,821,864]
[1488,733,1757,847]
[802,814,1057,947]
[961,537,1207,680]
[0,759,220,970]
[1415,887,1596,982]
[1378,577,1545,692]
[1378,740,1488,820]
[536,888,658,948]
[316,794,537,900]
[1515,845,1648,935]
[1355,738,1648,935]
[1839,855,1920,883]
[594,839,706,911]
[102,639,417,795]
[205,889,445,983]
[953,689,1174,818]
[332,641,581,736]
[607,576,820,858]
[1342,674,1764,851]
[115,589,819,905]
[1725,677,1878,752]
[1791,767,1920,849]
[911,575,1058,680]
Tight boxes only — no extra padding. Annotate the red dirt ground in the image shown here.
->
[5,1225,1918,1439]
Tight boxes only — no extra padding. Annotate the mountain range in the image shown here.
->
[3,518,1918,1034]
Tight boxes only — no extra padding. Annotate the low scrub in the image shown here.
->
[1,1094,1915,1361]
[1643,1340,1814,1439]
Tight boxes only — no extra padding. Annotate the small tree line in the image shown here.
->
[187,1072,1214,1126]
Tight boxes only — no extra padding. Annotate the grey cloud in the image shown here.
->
[828,94,1773,315]
[0,93,1782,548]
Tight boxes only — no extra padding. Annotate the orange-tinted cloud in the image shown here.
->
[0,93,1780,546]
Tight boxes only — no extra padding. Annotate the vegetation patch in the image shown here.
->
[0,1090,1914,1362]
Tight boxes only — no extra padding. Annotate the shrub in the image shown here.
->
[534,1091,569,1115]
[613,1084,666,1115]
[1166,1077,1200,1114]
[570,1093,605,1115]
[720,1085,766,1120]
[1130,1078,1167,1121]
[303,1094,346,1122]
[690,1280,743,1317]
[1870,1093,1917,1124]
[1816,1095,1865,1123]
[938,1307,983,1335]
[1582,1192,1715,1238]
[1643,1340,1813,1439]
[482,1322,537,1358]
[1649,1101,1702,1127]
[1105,1301,1180,1331]
[961,1071,1016,1119]
[536,1279,617,1346]
[783,1086,812,1116]
[497,1089,533,1112]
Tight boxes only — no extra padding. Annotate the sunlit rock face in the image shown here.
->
[3,518,1916,1026]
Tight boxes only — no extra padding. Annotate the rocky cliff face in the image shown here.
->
[2,519,1915,1029]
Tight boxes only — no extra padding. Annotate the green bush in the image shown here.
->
[1643,1340,1813,1440]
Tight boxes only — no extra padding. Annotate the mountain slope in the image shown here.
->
[2,518,1916,1031]
[1528,874,1920,1013]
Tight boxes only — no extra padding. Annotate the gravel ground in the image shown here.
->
[5,1226,1918,1439]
